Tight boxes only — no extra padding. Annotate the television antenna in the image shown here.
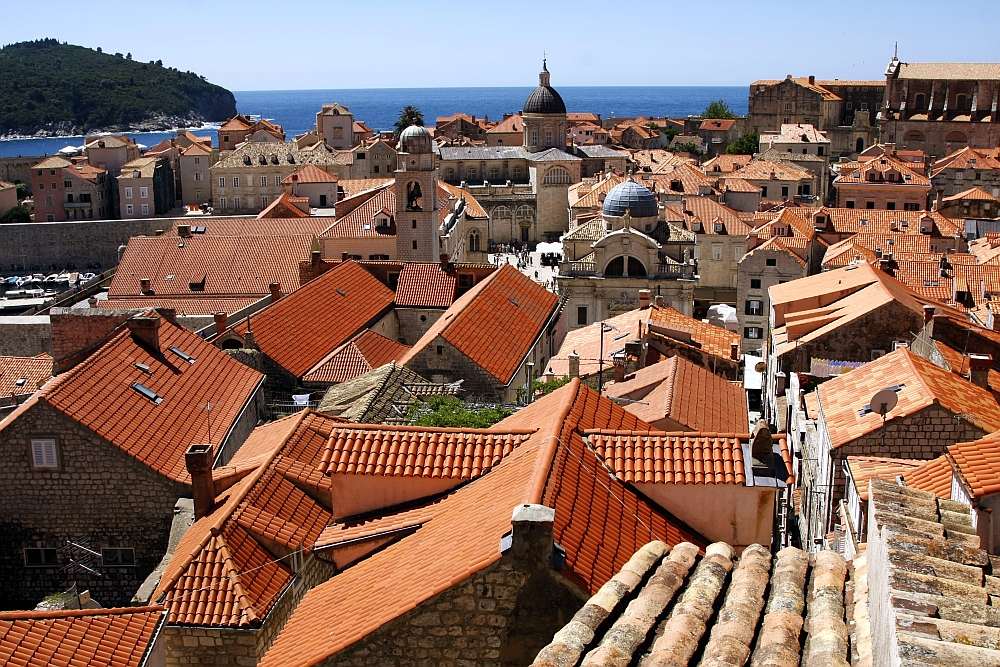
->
[870,388,898,449]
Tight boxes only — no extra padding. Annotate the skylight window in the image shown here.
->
[135,362,152,374]
[335,288,346,296]
[509,298,519,306]
[168,346,196,364]
[15,378,26,387]
[131,382,163,404]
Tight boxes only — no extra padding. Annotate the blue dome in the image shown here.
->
[602,179,658,219]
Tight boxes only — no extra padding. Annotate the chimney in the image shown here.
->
[568,351,580,379]
[730,342,739,361]
[638,289,651,309]
[269,282,281,302]
[140,278,152,294]
[185,444,215,519]
[341,251,349,262]
[502,504,555,568]
[88,297,99,308]
[923,304,935,324]
[654,294,665,307]
[440,253,451,272]
[213,311,227,334]
[968,354,992,389]
[127,316,160,350]
[177,224,191,237]
[808,75,815,85]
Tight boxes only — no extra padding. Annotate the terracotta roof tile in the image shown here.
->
[703,154,752,174]
[438,181,488,219]
[259,381,707,667]
[817,348,1000,449]
[604,356,748,432]
[233,260,396,378]
[319,187,396,239]
[835,154,930,186]
[0,606,164,667]
[930,145,1000,177]
[393,263,457,308]
[281,164,339,184]
[0,354,52,399]
[898,454,955,498]
[730,160,812,182]
[314,504,439,550]
[301,330,411,385]
[586,430,746,484]
[400,265,558,385]
[820,209,958,237]
[0,314,263,483]
[675,197,751,235]
[949,435,1000,498]
[846,455,923,500]
[646,304,741,363]
[257,192,311,219]
[942,186,1000,203]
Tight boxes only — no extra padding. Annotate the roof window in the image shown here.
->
[509,298,519,306]
[15,378,26,387]
[131,382,163,404]
[135,362,152,374]
[168,346,196,364]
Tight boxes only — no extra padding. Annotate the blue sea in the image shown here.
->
[0,86,747,158]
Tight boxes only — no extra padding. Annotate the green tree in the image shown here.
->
[702,100,736,119]
[410,396,511,428]
[0,205,32,223]
[15,182,28,200]
[394,105,424,136]
[671,142,702,156]
[726,132,760,155]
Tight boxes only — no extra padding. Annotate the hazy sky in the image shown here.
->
[3,0,998,91]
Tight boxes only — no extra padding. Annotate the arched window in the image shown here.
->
[514,205,534,223]
[914,93,926,109]
[221,338,243,350]
[946,131,968,144]
[496,139,504,146]
[605,256,625,276]
[904,130,925,142]
[543,167,572,185]
[856,137,865,153]
[603,255,647,277]
[469,229,482,252]
[628,257,647,276]
[492,205,512,219]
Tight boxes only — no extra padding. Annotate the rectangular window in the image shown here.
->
[846,200,855,209]
[261,196,268,208]
[955,172,964,181]
[412,240,418,250]
[194,157,201,164]
[545,130,553,144]
[234,197,241,210]
[818,146,825,156]
[577,306,588,326]
[64,180,72,188]
[712,244,723,261]
[866,201,875,209]
[24,548,58,567]
[45,196,53,206]
[219,197,226,210]
[734,246,744,260]
[781,186,789,197]
[141,204,149,215]
[750,278,762,289]
[30,438,58,469]
[904,202,920,211]
[531,131,538,146]
[260,176,267,186]
[194,172,203,181]
[46,214,54,221]
[219,177,226,188]
[765,258,777,266]
[374,165,380,173]
[412,220,417,229]
[125,187,133,199]
[744,326,763,339]
[101,548,136,567]
[139,187,148,199]
[126,204,134,215]
[38,183,44,189]
[761,186,768,198]
[886,202,896,210]
[436,345,444,355]
[745,300,764,316]
[233,177,240,187]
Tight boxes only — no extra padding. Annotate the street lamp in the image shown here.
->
[597,322,618,394]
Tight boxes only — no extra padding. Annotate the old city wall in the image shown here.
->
[0,316,52,356]
[0,401,187,608]
[0,219,163,272]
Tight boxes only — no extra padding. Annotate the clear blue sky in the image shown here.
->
[3,0,998,91]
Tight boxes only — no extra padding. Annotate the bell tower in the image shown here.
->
[395,124,440,262]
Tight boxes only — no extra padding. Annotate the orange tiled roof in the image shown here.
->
[99,297,260,316]
[439,180,488,218]
[900,454,954,499]
[233,260,396,378]
[647,304,741,362]
[394,263,457,308]
[281,164,339,184]
[604,356,748,433]
[730,160,812,183]
[320,187,395,239]
[816,347,1000,449]
[0,606,164,667]
[639,164,717,195]
[0,313,263,483]
[820,209,958,237]
[720,177,762,193]
[934,341,1000,393]
[846,455,923,501]
[675,197,751,236]
[0,354,52,398]
[586,429,746,484]
[930,146,1000,178]
[548,308,651,378]
[941,186,1000,203]
[301,330,410,384]
[949,434,1000,499]
[703,154,752,174]
[486,114,522,134]
[745,236,808,266]
[400,265,558,385]
[821,232,937,268]
[570,173,629,209]
[259,380,707,667]
[220,116,252,132]
[257,191,311,219]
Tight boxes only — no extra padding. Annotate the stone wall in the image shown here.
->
[396,308,445,346]
[49,307,136,370]
[0,315,52,356]
[0,156,40,191]
[214,383,264,467]
[0,218,163,273]
[403,335,508,401]
[162,627,257,667]
[0,401,188,608]
[255,556,336,659]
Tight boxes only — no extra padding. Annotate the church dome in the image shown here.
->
[523,59,566,115]
[400,124,433,154]
[602,179,658,219]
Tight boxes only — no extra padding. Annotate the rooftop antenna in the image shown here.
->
[62,539,101,609]
[870,388,898,449]
[894,42,898,60]
[204,401,214,445]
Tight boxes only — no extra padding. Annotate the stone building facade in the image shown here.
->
[30,156,114,222]
[118,156,174,218]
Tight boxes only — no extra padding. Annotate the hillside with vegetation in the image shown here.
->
[0,39,237,136]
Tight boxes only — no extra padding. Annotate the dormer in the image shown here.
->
[919,213,934,234]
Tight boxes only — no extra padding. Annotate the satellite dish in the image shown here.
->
[870,389,898,416]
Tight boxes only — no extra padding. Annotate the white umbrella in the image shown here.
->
[57,146,80,154]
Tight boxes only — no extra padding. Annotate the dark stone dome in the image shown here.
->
[602,179,658,219]
[524,86,566,115]
[399,124,433,154]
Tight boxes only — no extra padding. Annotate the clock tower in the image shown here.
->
[395,124,440,262]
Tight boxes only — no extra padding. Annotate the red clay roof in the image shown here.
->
[647,304,741,362]
[234,260,396,378]
[257,192,311,219]
[0,314,263,483]
[900,454,955,499]
[549,309,649,378]
[320,187,396,239]
[0,606,164,667]
[586,430,746,485]
[604,356,748,433]
[394,263,457,308]
[301,330,411,384]
[281,164,339,184]
[846,455,923,501]
[259,380,706,667]
[0,354,52,398]
[949,435,1000,499]
[400,265,558,385]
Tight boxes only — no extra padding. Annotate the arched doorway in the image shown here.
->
[856,137,865,153]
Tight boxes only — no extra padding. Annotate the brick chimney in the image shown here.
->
[808,75,816,85]
[127,316,160,350]
[185,444,215,519]
[653,294,665,307]
[269,282,281,302]
[140,278,152,295]
[923,304,935,324]
[730,342,739,361]
[341,251,349,262]
[568,351,580,379]
[968,354,992,389]
[213,311,227,334]
[638,289,651,309]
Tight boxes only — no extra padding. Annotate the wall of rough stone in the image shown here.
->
[0,316,52,356]
[403,335,508,401]
[49,308,135,370]
[162,626,257,667]
[0,401,187,608]
[396,308,445,346]
[0,218,163,272]
[255,556,336,659]
[214,383,264,467]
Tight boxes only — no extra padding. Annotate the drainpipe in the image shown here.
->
[525,362,534,404]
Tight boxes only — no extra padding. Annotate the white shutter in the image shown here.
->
[32,439,57,468]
